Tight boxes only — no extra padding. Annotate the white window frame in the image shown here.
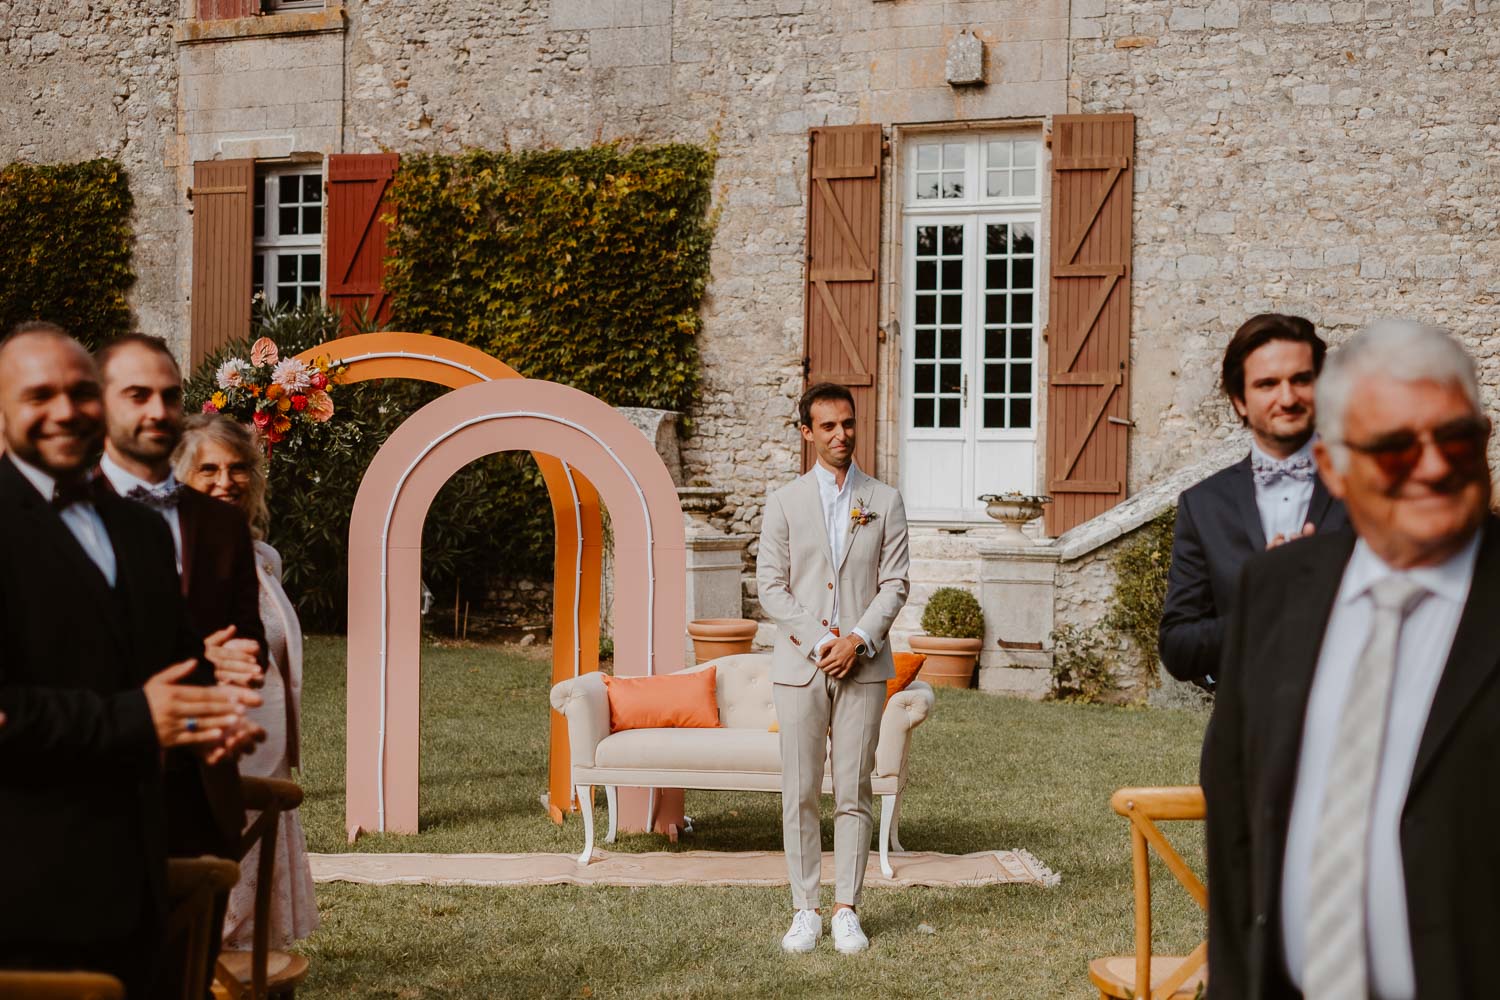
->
[264,0,325,12]
[253,165,324,309]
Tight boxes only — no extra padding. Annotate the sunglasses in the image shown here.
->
[1341,416,1491,482]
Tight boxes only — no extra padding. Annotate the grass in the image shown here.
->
[294,636,1208,999]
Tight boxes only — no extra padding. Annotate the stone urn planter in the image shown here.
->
[910,586,986,688]
[979,493,1052,544]
[687,617,758,664]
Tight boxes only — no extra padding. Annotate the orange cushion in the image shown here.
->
[886,652,926,704]
[602,667,721,732]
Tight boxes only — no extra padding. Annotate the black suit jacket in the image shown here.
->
[1158,455,1347,684]
[1204,517,1500,999]
[0,454,203,944]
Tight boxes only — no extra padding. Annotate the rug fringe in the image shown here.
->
[1010,848,1063,888]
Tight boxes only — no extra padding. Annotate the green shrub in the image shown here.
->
[0,159,134,349]
[1104,507,1176,680]
[1048,623,1119,703]
[920,587,984,640]
[384,142,717,411]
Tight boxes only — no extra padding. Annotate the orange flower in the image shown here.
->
[277,397,292,413]
[305,390,334,423]
[266,383,285,401]
[248,384,262,397]
[273,415,293,435]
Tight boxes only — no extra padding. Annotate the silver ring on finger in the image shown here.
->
[185,717,199,734]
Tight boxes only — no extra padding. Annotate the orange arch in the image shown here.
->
[343,379,687,840]
[294,333,602,825]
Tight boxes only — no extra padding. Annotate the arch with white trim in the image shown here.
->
[342,377,687,841]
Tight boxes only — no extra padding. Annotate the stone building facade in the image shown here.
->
[4,0,1497,695]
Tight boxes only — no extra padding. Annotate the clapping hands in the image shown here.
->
[204,624,264,688]
[142,657,266,762]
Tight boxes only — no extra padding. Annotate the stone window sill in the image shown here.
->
[175,3,345,45]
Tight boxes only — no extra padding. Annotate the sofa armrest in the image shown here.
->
[873,680,936,779]
[549,673,611,770]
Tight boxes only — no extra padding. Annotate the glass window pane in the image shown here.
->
[254,177,267,239]
[277,284,296,302]
[917,175,939,200]
[984,364,1004,393]
[916,226,936,255]
[987,172,1010,198]
[279,205,300,236]
[939,398,961,428]
[303,253,320,281]
[988,140,1011,168]
[940,328,961,359]
[940,295,961,324]
[987,224,1007,255]
[941,173,964,199]
[1013,170,1036,198]
[916,145,940,171]
[941,226,964,255]
[984,399,1005,428]
[914,398,934,428]
[1015,141,1038,167]
[939,363,962,394]
[278,179,300,205]
[1012,224,1036,254]
[1010,363,1032,393]
[915,364,935,394]
[1010,398,1032,429]
[1012,293,1035,322]
[916,260,937,289]
[303,174,322,202]
[1011,257,1034,290]
[941,259,963,289]
[985,295,1004,325]
[986,259,1005,290]
[1012,328,1033,360]
[942,143,966,169]
[252,254,264,294]
[915,296,935,325]
[915,328,935,358]
[276,255,298,282]
[985,328,1005,357]
[304,205,322,234]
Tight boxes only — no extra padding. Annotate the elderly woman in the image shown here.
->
[173,413,319,951]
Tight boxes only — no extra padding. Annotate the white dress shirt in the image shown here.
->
[1281,530,1480,1000]
[1251,437,1317,543]
[811,461,872,655]
[100,453,183,574]
[11,453,117,586]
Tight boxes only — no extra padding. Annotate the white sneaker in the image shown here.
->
[830,908,869,954]
[780,909,822,954]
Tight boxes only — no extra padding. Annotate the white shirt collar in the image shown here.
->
[9,451,61,502]
[1338,526,1483,609]
[1250,434,1317,468]
[812,460,860,496]
[100,452,176,496]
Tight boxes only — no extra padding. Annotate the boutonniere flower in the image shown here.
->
[850,497,878,527]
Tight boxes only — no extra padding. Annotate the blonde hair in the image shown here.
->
[172,414,270,539]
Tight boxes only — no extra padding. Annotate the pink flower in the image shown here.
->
[305,390,334,423]
[215,358,250,389]
[310,371,328,390]
[252,409,272,428]
[250,337,279,367]
[271,357,311,393]
[201,401,220,414]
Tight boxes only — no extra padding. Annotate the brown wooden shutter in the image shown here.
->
[327,153,400,335]
[189,159,255,367]
[803,124,882,475]
[1045,114,1135,536]
[197,0,260,19]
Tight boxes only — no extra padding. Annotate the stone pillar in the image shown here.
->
[977,542,1060,699]
[678,486,752,663]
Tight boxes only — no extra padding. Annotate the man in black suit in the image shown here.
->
[1206,320,1496,999]
[0,323,260,996]
[1159,314,1348,689]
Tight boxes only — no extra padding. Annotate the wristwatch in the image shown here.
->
[854,640,868,657]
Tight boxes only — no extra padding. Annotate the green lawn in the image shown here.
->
[293,636,1208,999]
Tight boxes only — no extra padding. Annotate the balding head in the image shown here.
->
[0,324,104,478]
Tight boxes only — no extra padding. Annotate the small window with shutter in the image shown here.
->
[253,166,324,309]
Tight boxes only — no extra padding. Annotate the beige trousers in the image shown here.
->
[773,672,886,910]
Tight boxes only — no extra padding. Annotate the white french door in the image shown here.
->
[901,213,1039,521]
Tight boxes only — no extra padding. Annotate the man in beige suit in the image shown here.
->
[757,382,910,955]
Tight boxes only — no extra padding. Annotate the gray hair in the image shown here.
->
[172,413,270,539]
[1316,319,1481,470]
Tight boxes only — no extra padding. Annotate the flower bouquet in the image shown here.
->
[201,336,347,451]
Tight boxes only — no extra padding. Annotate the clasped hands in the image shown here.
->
[816,634,863,679]
[143,624,267,764]
[1266,522,1316,549]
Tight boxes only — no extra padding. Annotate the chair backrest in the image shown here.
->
[0,971,125,999]
[678,654,776,729]
[215,776,305,1000]
[165,856,240,1000]
[1109,786,1207,1000]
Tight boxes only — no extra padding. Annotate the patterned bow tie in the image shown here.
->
[51,476,103,511]
[126,482,184,511]
[1251,452,1317,487]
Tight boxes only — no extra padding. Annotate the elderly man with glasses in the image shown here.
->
[1205,319,1499,1000]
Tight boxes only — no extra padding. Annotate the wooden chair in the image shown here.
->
[213,776,310,1000]
[165,857,242,1000]
[0,972,125,999]
[1088,786,1208,1000]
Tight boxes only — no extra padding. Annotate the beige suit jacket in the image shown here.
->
[756,466,911,686]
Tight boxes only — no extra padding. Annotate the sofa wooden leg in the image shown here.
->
[889,790,905,853]
[576,785,595,866]
[878,793,896,878]
[604,786,618,844]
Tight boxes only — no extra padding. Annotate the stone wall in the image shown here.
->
[1072,0,1500,491]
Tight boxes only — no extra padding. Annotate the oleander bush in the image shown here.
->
[0,158,134,348]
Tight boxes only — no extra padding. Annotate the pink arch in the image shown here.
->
[345,379,687,840]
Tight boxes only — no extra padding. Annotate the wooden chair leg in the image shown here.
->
[576,785,595,865]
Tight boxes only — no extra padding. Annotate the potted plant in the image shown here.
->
[909,587,985,688]
[687,618,759,663]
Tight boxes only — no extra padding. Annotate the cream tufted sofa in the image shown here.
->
[548,653,936,872]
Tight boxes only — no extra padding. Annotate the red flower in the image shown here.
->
[252,410,271,428]
[266,425,285,444]
[309,372,328,390]
[201,402,220,414]
[291,394,309,411]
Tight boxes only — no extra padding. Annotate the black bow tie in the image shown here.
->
[51,476,104,511]
[125,482,184,511]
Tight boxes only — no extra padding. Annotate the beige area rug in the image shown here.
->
[309,849,1061,889]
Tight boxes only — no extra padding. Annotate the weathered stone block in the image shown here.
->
[1205,0,1241,28]
[590,25,671,68]
[945,28,985,86]
[1168,7,1206,30]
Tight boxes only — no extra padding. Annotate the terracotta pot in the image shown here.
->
[908,634,983,688]
[687,617,758,664]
